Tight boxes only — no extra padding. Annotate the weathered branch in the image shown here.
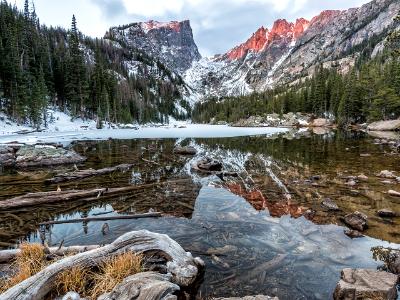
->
[0,179,191,210]
[45,164,134,184]
[0,230,203,300]
[0,245,100,264]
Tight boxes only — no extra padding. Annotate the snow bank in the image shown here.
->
[0,124,288,146]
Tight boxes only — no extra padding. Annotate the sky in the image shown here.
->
[8,0,371,56]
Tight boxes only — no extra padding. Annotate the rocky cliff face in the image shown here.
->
[106,20,201,73]
[185,0,400,101]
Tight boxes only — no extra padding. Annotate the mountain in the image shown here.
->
[105,20,201,74]
[185,0,400,102]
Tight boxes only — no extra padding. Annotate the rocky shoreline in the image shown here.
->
[219,113,400,133]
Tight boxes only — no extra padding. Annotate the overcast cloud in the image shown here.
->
[9,0,371,56]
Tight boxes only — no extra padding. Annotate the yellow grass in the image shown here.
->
[90,252,143,299]
[55,267,89,296]
[0,243,46,293]
[0,245,143,299]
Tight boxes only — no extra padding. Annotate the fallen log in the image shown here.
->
[0,179,191,210]
[0,230,203,300]
[0,245,100,264]
[38,212,162,226]
[45,164,134,184]
[98,272,180,300]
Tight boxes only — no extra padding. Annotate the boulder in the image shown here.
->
[367,119,400,131]
[15,146,86,168]
[321,198,340,211]
[311,118,332,127]
[196,158,222,172]
[343,212,368,231]
[378,209,397,218]
[333,269,398,300]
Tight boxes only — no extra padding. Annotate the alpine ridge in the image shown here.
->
[184,0,400,102]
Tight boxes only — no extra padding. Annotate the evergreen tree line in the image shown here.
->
[0,1,189,128]
[193,14,400,127]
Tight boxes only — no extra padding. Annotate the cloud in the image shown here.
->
[9,0,372,56]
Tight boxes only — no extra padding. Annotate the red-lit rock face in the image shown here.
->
[310,10,341,26]
[141,20,181,33]
[226,18,310,61]
[227,27,268,60]
[293,18,310,39]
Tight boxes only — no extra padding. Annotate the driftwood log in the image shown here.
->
[0,230,203,300]
[45,164,134,184]
[0,179,191,210]
[98,272,180,300]
[0,245,100,264]
[38,212,162,226]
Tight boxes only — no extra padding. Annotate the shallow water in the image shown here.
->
[1,128,400,299]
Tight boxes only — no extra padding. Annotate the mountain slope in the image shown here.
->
[185,0,400,102]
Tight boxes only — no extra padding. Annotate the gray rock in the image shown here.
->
[15,146,86,168]
[333,268,398,300]
[343,212,368,231]
[321,198,340,211]
[312,118,332,127]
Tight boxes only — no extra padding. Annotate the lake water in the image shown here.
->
[0,127,399,299]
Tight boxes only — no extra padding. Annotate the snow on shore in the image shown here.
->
[0,124,288,145]
[0,110,98,135]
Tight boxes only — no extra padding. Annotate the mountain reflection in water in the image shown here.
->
[0,129,400,299]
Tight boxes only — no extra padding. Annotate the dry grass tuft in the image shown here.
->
[0,243,46,293]
[90,252,143,299]
[55,267,89,296]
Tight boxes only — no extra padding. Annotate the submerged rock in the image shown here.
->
[321,198,340,211]
[343,212,368,231]
[378,170,396,179]
[388,190,400,197]
[367,119,400,131]
[333,269,398,300]
[173,146,197,155]
[377,209,397,218]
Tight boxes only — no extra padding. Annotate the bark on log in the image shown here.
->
[0,179,191,210]
[0,230,203,300]
[98,272,180,300]
[38,212,162,226]
[45,164,134,184]
[0,245,100,264]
